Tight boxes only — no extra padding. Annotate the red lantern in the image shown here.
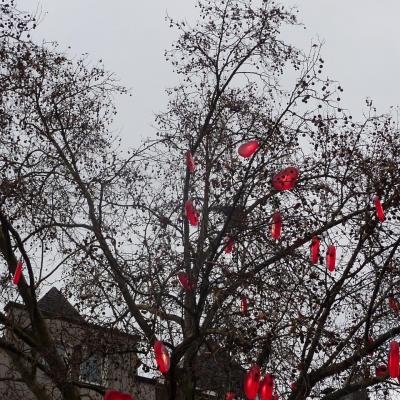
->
[153,340,170,374]
[13,259,23,285]
[389,296,400,315]
[271,211,282,240]
[271,167,299,191]
[178,272,194,291]
[184,200,199,226]
[186,151,196,173]
[326,246,336,272]
[375,365,388,378]
[224,236,235,254]
[104,390,135,400]
[225,392,236,400]
[310,236,320,264]
[244,364,261,400]
[238,140,260,158]
[259,373,274,400]
[388,341,399,378]
[241,296,249,314]
[374,196,385,222]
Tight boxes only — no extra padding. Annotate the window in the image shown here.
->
[80,353,103,385]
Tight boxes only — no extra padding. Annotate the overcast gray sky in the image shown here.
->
[21,0,400,147]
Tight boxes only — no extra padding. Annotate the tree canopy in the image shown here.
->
[1,1,400,400]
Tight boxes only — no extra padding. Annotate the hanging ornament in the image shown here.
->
[326,246,336,272]
[224,236,235,254]
[389,296,400,315]
[374,196,385,222]
[388,341,399,378]
[375,365,388,378]
[241,296,249,314]
[186,151,196,173]
[259,373,274,400]
[153,340,170,374]
[225,392,236,400]
[184,200,199,226]
[271,211,282,240]
[238,140,260,158]
[271,167,299,191]
[13,259,23,285]
[310,236,320,264]
[178,272,194,291]
[104,390,135,400]
[244,364,261,400]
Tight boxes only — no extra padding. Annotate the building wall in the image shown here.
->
[0,306,155,399]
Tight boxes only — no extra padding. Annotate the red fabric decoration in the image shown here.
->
[238,140,260,158]
[389,341,399,378]
[271,167,299,191]
[225,392,236,400]
[224,236,235,254]
[184,200,199,226]
[389,296,400,314]
[326,246,336,272]
[241,296,249,314]
[153,340,170,374]
[104,390,135,400]
[178,272,194,291]
[271,211,282,240]
[310,236,320,264]
[375,365,388,378]
[13,259,23,285]
[186,151,196,173]
[244,364,261,400]
[374,196,385,222]
[259,373,274,400]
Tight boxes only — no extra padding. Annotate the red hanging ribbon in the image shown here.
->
[389,341,400,378]
[178,272,195,291]
[244,364,261,400]
[241,296,249,314]
[104,390,135,400]
[186,151,196,173]
[389,296,400,315]
[271,211,282,240]
[238,140,260,158]
[153,340,170,374]
[13,259,23,285]
[224,236,235,254]
[374,196,385,222]
[310,236,320,264]
[326,246,336,272]
[259,373,274,400]
[271,167,299,191]
[184,200,199,226]
[375,365,388,378]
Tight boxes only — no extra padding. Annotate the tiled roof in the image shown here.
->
[37,287,84,322]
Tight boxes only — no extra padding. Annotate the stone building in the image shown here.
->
[0,287,157,399]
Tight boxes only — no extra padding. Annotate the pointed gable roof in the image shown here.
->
[37,287,83,322]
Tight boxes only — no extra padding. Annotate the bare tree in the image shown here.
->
[1,1,400,400]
